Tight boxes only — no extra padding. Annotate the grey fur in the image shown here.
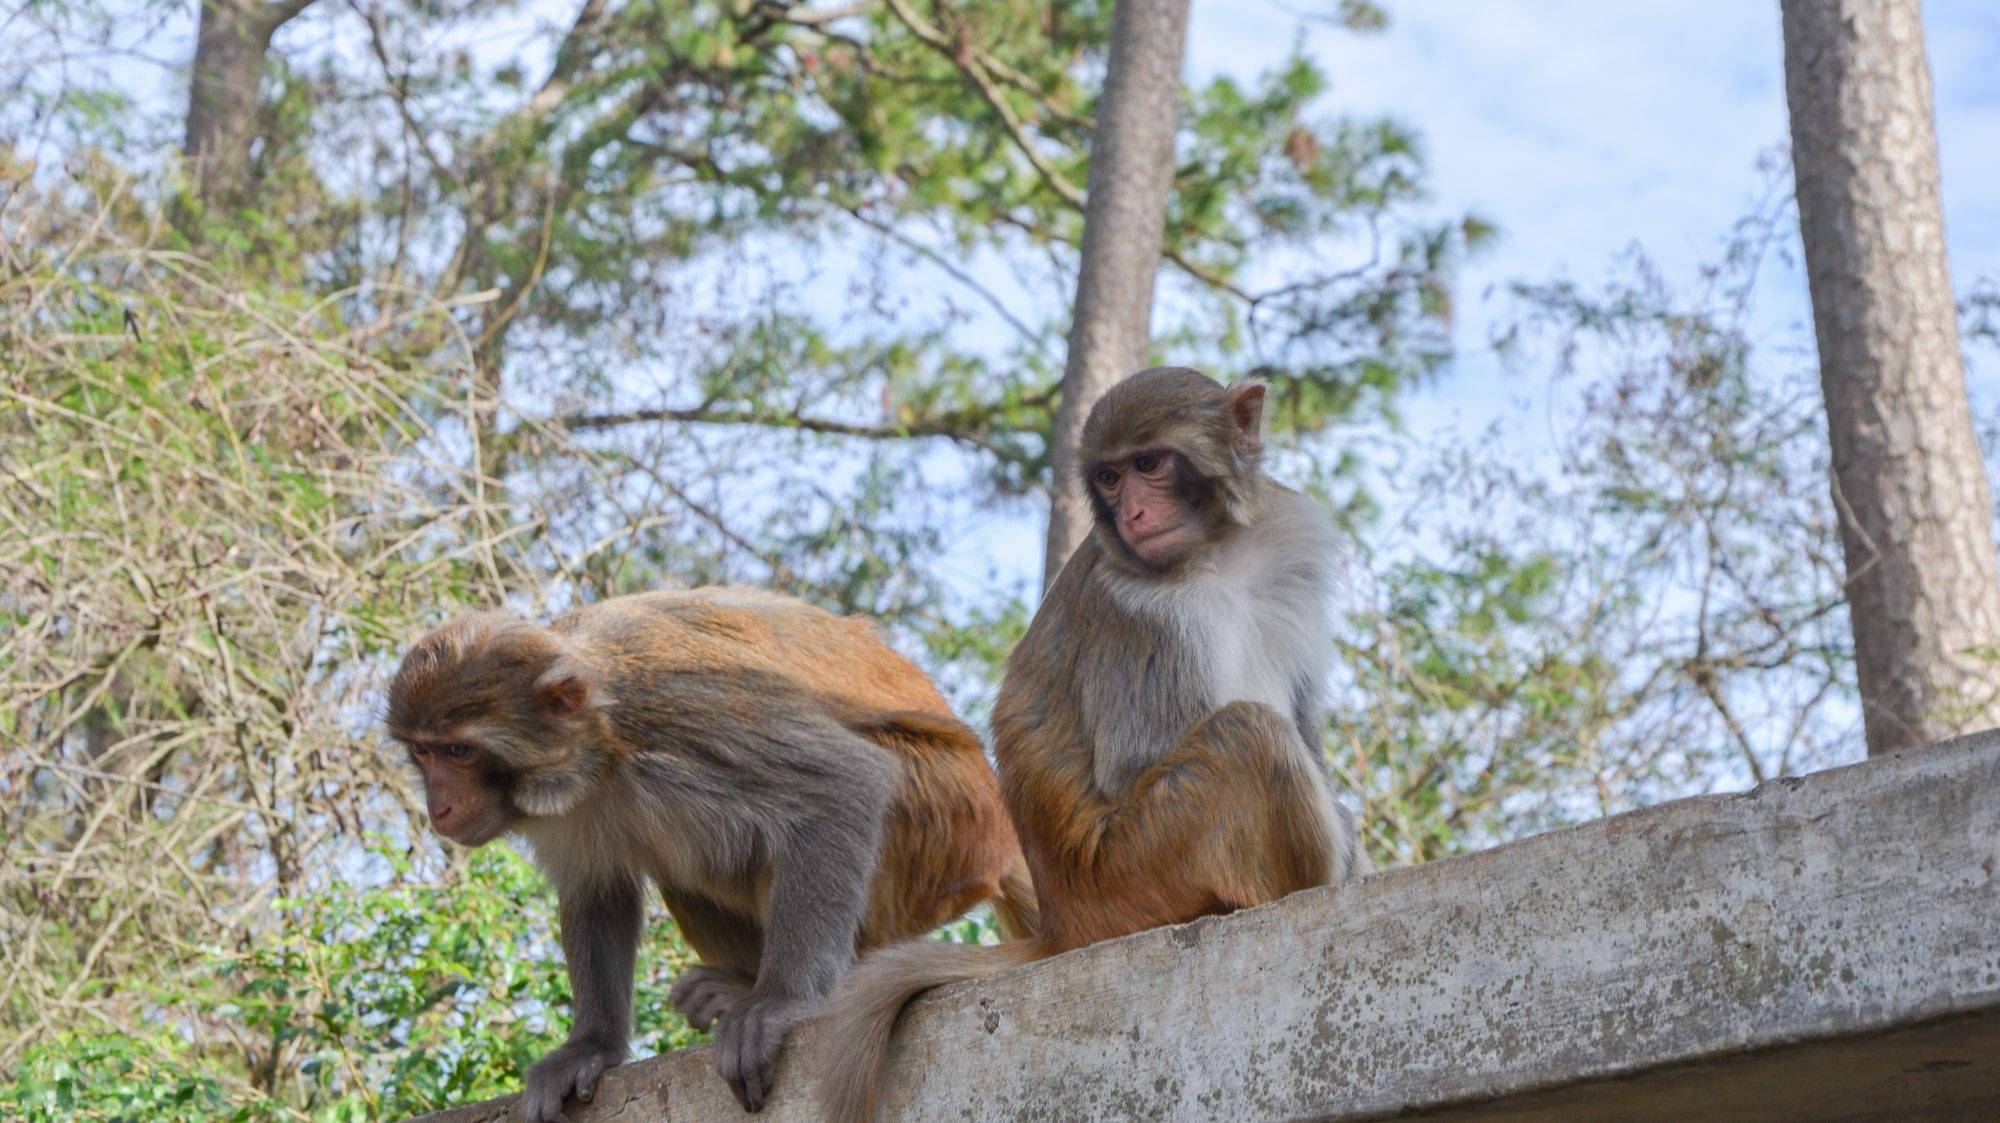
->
[389,589,1005,1121]
[1022,441,1361,883]
[1291,679,1331,782]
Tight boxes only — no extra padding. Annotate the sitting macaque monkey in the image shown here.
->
[384,588,1034,1120]
[821,367,1364,1121]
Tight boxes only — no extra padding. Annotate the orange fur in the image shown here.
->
[998,698,1336,952]
[817,698,1334,1123]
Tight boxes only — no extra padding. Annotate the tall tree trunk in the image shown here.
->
[1780,0,2000,755]
[1042,0,1192,587]
[184,0,314,206]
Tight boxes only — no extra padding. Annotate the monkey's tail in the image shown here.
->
[818,937,1043,1123]
[994,859,1041,939]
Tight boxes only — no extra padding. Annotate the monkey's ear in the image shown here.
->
[534,657,608,721]
[1224,380,1267,451]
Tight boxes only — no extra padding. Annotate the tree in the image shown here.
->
[183,0,317,206]
[1041,0,1192,583]
[1780,0,2000,755]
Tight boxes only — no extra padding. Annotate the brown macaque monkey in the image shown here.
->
[384,588,1035,1121]
[820,367,1364,1121]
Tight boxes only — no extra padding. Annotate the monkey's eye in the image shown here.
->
[1132,451,1165,475]
[1093,467,1120,489]
[439,743,474,761]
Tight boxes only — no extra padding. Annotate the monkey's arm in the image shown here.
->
[711,718,897,1113]
[519,875,643,1123]
[1290,680,1368,880]
[1290,678,1336,780]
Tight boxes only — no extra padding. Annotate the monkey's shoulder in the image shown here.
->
[1253,484,1341,555]
[1205,488,1340,604]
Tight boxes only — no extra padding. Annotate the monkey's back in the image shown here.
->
[556,588,952,716]
[560,588,1023,946]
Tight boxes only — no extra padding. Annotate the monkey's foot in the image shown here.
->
[713,995,810,1113]
[670,965,756,1033]
[518,1038,625,1123]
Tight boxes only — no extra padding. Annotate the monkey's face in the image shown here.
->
[386,611,612,842]
[404,740,516,846]
[1080,369,1270,574]
[1090,449,1210,569]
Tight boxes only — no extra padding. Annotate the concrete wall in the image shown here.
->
[412,732,2000,1122]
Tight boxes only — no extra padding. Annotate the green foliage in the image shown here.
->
[134,0,1478,491]
[1,171,654,1110]
[2,847,697,1121]
[4,1032,243,1123]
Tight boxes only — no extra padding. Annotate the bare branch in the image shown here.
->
[839,203,1050,357]
[762,0,873,26]
[547,402,1014,458]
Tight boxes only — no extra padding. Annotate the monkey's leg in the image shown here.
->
[519,875,644,1123]
[1065,701,1343,946]
[663,888,762,1033]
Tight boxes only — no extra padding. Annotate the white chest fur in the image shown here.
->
[1185,530,1329,712]
[1181,575,1309,712]
[1106,490,1338,721]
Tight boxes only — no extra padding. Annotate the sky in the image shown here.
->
[1188,0,2000,430]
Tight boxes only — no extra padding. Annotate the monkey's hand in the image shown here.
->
[669,964,755,1032]
[518,1037,625,1123]
[712,993,810,1113]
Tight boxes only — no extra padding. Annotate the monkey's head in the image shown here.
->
[385,611,613,845]
[1081,366,1267,573]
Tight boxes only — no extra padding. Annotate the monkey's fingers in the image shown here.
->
[515,1081,568,1123]
[673,984,721,1032]
[518,1045,613,1123]
[718,1024,758,1112]
[715,1006,786,1113]
[569,1051,608,1104]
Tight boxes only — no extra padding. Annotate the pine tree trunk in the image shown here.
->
[1780,0,2000,755]
[1042,0,1192,587]
[184,0,312,206]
